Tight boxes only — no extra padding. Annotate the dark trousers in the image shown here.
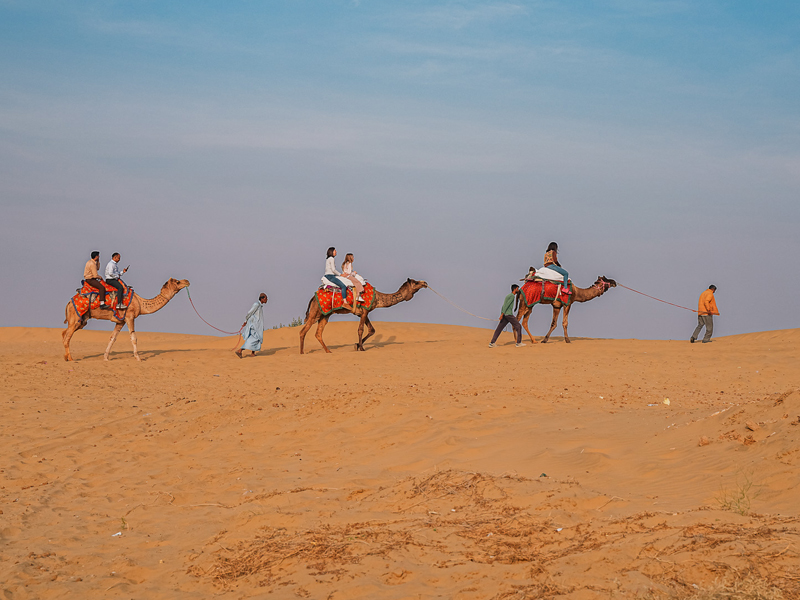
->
[692,315,714,342]
[84,278,107,302]
[106,278,125,303]
[491,314,522,344]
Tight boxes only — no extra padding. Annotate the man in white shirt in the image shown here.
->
[105,253,128,306]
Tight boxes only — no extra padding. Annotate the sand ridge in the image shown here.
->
[1,323,799,598]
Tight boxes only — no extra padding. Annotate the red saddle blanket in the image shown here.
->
[71,281,133,317]
[315,283,377,316]
[520,280,573,307]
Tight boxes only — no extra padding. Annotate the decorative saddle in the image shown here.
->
[71,280,133,319]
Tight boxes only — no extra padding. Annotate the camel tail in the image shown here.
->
[304,298,314,322]
[64,303,69,324]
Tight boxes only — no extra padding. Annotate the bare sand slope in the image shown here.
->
[1,323,799,599]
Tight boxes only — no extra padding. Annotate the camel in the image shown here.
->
[62,278,190,361]
[299,278,427,354]
[516,276,616,344]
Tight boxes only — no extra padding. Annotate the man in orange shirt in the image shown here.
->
[690,285,719,343]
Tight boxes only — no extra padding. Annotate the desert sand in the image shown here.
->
[1,322,799,599]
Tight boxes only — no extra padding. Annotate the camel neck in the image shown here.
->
[572,285,603,303]
[375,288,407,309]
[138,292,173,315]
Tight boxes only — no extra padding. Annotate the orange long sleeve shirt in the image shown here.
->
[698,290,719,316]
[84,259,99,280]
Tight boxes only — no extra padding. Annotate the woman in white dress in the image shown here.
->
[341,253,365,302]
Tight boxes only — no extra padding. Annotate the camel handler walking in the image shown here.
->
[236,293,268,358]
[84,251,110,309]
[489,284,526,348]
[690,285,719,343]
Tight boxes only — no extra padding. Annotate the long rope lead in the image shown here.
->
[426,285,495,321]
[617,283,697,313]
[185,288,245,335]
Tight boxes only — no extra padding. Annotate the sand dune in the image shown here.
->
[1,323,798,599]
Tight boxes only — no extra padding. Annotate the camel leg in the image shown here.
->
[315,316,331,353]
[355,312,367,351]
[518,306,537,344]
[356,314,376,351]
[299,300,321,355]
[62,322,80,362]
[104,322,125,361]
[299,316,318,355]
[62,304,84,361]
[542,306,562,343]
[128,318,140,361]
[563,305,572,344]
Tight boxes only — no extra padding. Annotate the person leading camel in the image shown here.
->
[236,293,268,358]
[84,251,110,309]
[690,285,719,343]
[341,253,365,302]
[104,252,128,306]
[324,247,355,313]
[488,284,525,348]
[543,242,570,293]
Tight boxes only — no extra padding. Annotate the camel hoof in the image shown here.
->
[565,339,571,344]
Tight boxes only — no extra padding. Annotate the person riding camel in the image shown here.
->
[104,252,129,307]
[84,251,110,309]
[324,247,356,313]
[341,253,365,303]
[543,242,570,294]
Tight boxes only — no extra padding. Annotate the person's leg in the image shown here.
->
[691,316,705,342]
[107,279,124,304]
[702,316,714,342]
[507,315,522,343]
[325,274,347,295]
[85,278,107,303]
[490,316,509,344]
[325,275,352,309]
[548,265,569,288]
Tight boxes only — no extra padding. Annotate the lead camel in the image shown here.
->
[299,278,427,354]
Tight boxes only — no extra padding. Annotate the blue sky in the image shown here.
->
[1,1,798,339]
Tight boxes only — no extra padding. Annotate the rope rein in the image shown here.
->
[617,283,697,312]
[426,285,495,321]
[185,288,245,335]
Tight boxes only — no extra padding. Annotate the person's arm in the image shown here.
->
[243,302,259,326]
[710,295,720,315]
[554,250,561,267]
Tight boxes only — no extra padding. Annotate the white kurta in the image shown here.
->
[241,302,264,351]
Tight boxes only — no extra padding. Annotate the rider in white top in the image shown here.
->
[323,247,355,312]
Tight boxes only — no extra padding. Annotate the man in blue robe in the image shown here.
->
[235,293,268,358]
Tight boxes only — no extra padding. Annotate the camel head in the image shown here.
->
[161,278,191,298]
[593,276,616,294]
[401,278,428,300]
